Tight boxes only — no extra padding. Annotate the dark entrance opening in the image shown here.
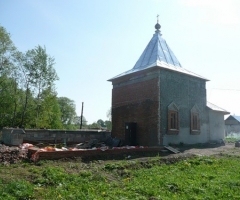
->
[125,122,137,146]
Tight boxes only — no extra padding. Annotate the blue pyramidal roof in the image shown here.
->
[108,22,208,81]
[133,29,181,69]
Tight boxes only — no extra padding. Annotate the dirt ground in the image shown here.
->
[172,143,240,157]
[92,143,240,163]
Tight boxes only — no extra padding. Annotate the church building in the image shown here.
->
[108,20,229,146]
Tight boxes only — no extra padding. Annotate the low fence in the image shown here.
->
[23,129,111,144]
[1,128,111,145]
[24,129,111,144]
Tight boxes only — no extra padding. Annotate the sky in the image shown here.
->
[1,0,240,123]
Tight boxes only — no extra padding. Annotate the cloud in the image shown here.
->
[180,0,240,25]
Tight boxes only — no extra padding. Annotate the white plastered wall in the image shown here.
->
[208,111,225,142]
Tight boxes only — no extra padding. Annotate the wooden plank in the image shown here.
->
[164,146,180,154]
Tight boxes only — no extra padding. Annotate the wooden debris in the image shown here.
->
[164,146,180,154]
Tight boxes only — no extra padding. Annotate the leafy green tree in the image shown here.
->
[47,100,63,129]
[105,120,112,130]
[0,25,21,128]
[106,108,112,121]
[35,89,62,129]
[88,122,100,129]
[105,108,112,130]
[0,77,15,127]
[0,25,17,78]
[73,116,87,129]
[29,46,58,127]
[0,25,63,129]
[57,97,77,129]
[17,50,38,127]
[97,119,105,128]
[18,46,58,128]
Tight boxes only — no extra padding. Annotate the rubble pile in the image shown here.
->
[75,137,121,149]
[0,144,29,165]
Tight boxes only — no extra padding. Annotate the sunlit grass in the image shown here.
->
[0,156,240,199]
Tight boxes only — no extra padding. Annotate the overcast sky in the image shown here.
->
[1,0,240,123]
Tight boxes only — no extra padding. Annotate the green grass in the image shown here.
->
[225,137,239,143]
[1,156,240,199]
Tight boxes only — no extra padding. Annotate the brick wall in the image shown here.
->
[111,73,160,146]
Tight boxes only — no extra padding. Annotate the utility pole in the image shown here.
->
[80,102,84,129]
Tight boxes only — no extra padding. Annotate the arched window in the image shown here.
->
[167,102,179,134]
[191,105,200,134]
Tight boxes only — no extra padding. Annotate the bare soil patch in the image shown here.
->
[178,143,238,156]
[155,143,240,162]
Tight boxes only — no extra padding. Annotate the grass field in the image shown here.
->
[1,154,240,200]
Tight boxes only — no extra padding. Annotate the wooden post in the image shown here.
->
[80,102,84,129]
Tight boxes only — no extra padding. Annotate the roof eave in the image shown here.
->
[108,61,209,82]
[207,108,230,115]
[206,101,230,115]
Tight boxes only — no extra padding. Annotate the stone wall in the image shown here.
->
[2,128,25,145]
[24,129,111,144]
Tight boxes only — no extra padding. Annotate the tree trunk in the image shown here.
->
[20,84,29,128]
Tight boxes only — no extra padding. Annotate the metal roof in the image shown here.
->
[133,28,181,70]
[232,115,240,122]
[108,22,208,81]
[207,101,230,114]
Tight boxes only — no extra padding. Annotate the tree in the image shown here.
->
[88,122,100,129]
[0,25,17,78]
[0,26,24,128]
[105,108,112,130]
[35,89,62,129]
[18,46,58,128]
[97,119,105,128]
[0,77,16,127]
[73,115,87,129]
[106,108,112,121]
[105,120,112,130]
[57,97,77,128]
[29,46,58,127]
[0,25,62,129]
